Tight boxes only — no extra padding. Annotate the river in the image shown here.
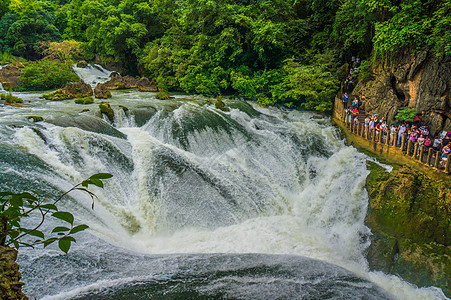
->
[0,70,447,299]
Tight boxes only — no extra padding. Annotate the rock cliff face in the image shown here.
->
[0,246,27,299]
[354,51,451,135]
[0,65,22,91]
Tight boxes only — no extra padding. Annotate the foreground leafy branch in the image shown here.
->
[0,173,113,253]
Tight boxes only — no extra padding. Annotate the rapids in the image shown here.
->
[0,85,447,299]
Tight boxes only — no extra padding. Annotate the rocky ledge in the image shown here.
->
[42,79,92,101]
[0,246,27,299]
[94,74,157,98]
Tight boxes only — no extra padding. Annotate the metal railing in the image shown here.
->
[333,97,450,174]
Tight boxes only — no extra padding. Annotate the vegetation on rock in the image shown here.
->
[74,96,94,104]
[365,161,450,296]
[1,92,23,105]
[18,60,79,91]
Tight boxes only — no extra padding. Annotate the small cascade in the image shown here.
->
[72,63,116,87]
[0,65,5,91]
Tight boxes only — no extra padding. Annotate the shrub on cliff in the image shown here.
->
[17,60,79,91]
[395,107,416,122]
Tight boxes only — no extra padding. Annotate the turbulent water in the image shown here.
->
[0,83,447,299]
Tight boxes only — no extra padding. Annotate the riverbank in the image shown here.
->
[332,103,450,297]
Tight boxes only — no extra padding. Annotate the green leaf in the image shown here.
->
[58,238,71,253]
[52,211,74,225]
[90,173,113,180]
[27,229,45,239]
[40,204,58,211]
[52,226,70,233]
[81,180,89,187]
[89,178,103,188]
[69,224,89,234]
[43,237,57,248]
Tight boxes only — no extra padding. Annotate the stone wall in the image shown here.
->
[0,246,27,299]
[354,50,451,136]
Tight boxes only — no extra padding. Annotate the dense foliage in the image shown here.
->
[17,59,79,91]
[0,173,112,253]
[0,0,449,109]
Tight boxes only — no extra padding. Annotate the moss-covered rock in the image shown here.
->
[365,161,451,296]
[94,83,112,99]
[215,98,230,112]
[41,80,92,101]
[1,93,23,105]
[156,91,170,100]
[74,97,94,105]
[99,102,114,122]
[0,246,28,299]
[27,116,43,122]
[76,60,88,68]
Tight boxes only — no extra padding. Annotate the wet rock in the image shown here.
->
[0,65,22,91]
[94,83,112,99]
[1,93,23,105]
[215,99,230,112]
[0,246,28,300]
[99,102,114,122]
[74,96,94,104]
[156,91,170,100]
[137,77,158,92]
[42,80,92,101]
[76,60,88,68]
[27,116,43,122]
[101,74,138,90]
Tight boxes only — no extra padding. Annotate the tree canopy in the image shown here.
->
[0,0,449,109]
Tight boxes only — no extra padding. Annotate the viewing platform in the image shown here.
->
[332,97,451,175]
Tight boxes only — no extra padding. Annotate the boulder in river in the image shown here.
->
[42,79,92,101]
[137,77,158,92]
[0,65,22,91]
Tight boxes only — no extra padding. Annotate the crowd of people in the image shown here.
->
[340,56,450,170]
[344,109,451,169]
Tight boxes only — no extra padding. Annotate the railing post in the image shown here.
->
[361,124,365,137]
[378,130,382,143]
[393,132,398,147]
[401,134,406,152]
[345,112,348,127]
[419,146,424,162]
[372,129,376,143]
[413,143,419,158]
[434,150,441,169]
[426,148,433,166]
[445,157,450,174]
[407,140,412,156]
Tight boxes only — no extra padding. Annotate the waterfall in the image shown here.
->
[0,64,5,91]
[72,63,116,87]
[0,91,447,299]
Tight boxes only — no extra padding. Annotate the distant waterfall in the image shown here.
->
[72,63,116,87]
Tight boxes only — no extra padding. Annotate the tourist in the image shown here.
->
[354,116,359,133]
[343,92,349,109]
[389,124,396,146]
[364,116,370,138]
[433,136,441,152]
[417,134,425,149]
[424,135,431,149]
[369,117,375,137]
[440,144,451,168]
[398,123,407,146]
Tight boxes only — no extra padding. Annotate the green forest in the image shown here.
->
[0,0,450,110]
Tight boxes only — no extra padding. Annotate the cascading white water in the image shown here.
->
[0,64,5,91]
[72,63,115,87]
[0,87,447,298]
